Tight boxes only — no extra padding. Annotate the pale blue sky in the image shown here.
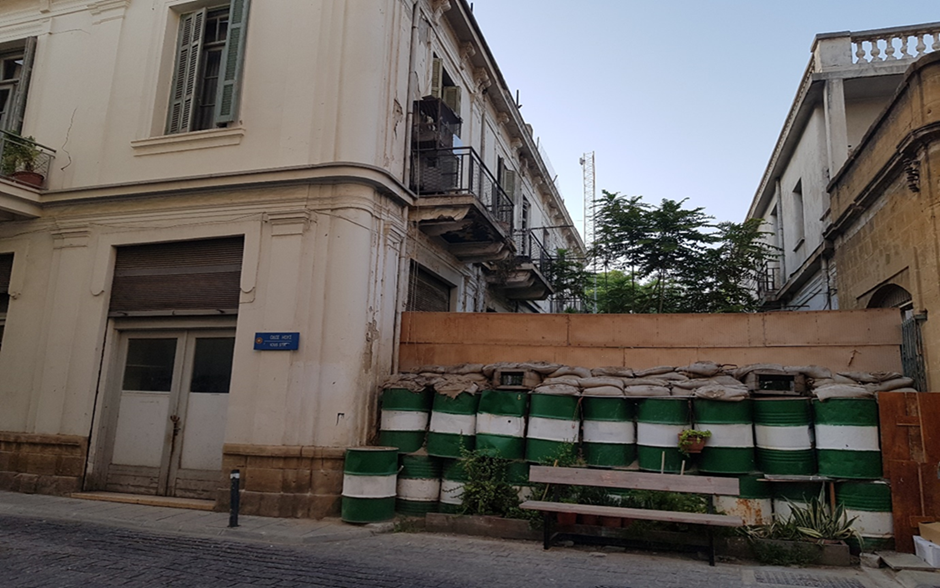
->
[472,1,939,235]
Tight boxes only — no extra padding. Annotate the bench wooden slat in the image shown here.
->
[520,500,744,527]
[528,466,740,496]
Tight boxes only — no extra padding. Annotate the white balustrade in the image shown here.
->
[852,27,940,64]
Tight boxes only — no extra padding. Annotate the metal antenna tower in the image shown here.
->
[579,152,596,250]
[579,151,598,312]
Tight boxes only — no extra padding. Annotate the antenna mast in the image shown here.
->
[580,152,598,312]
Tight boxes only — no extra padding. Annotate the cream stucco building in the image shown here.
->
[747,24,940,312]
[0,0,582,518]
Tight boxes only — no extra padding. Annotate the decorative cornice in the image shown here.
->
[51,223,90,248]
[87,0,129,16]
[430,0,452,23]
[460,42,476,68]
[265,210,311,236]
[473,67,491,92]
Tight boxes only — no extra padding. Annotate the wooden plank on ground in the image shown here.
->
[527,466,740,496]
[519,500,744,527]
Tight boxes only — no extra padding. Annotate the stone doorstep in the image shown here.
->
[71,492,215,511]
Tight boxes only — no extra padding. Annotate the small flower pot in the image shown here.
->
[678,433,708,454]
[10,171,43,188]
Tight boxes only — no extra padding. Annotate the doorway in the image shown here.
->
[102,327,235,499]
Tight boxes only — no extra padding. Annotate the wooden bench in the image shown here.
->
[520,466,744,566]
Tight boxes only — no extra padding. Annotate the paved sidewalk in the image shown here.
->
[0,490,384,545]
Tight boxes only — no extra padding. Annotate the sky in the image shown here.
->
[471,0,940,238]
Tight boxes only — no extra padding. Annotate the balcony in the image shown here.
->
[410,146,514,263]
[485,229,554,300]
[0,131,54,220]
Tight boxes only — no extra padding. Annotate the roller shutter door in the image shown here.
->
[110,237,244,316]
[406,264,451,312]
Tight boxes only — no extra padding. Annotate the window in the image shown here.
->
[791,179,804,248]
[0,38,36,134]
[166,0,250,134]
[431,57,461,129]
[406,262,452,312]
[0,253,12,352]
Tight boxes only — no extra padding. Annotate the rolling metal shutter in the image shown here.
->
[109,237,244,316]
[406,264,451,312]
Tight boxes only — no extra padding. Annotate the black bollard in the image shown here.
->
[229,469,240,528]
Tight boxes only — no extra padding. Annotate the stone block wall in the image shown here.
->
[0,433,87,495]
[219,444,345,519]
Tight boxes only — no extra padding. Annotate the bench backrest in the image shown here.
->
[528,466,740,496]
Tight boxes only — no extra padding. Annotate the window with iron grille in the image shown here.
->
[166,0,250,134]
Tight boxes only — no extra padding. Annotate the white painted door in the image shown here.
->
[106,329,235,499]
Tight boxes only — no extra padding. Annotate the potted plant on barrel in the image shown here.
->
[1,132,44,187]
[678,429,711,455]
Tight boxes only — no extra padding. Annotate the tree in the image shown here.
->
[589,193,777,314]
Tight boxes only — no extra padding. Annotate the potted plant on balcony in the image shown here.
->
[1,133,44,187]
[677,429,711,455]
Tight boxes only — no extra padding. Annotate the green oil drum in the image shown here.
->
[772,482,824,521]
[438,458,468,514]
[582,397,636,467]
[813,398,882,479]
[714,474,773,525]
[395,454,442,516]
[525,392,580,463]
[379,387,432,453]
[341,447,398,523]
[636,398,689,473]
[694,399,755,474]
[754,398,815,476]
[837,481,893,550]
[427,392,479,458]
[475,390,528,460]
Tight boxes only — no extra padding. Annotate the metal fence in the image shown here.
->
[902,314,927,391]
[0,130,54,189]
[411,146,514,231]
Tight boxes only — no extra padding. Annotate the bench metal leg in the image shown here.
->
[708,527,715,566]
[543,511,552,550]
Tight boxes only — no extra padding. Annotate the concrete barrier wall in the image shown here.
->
[399,309,902,372]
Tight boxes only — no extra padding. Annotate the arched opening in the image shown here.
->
[867,284,914,320]
[868,284,924,391]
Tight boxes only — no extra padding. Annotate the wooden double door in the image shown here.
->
[102,327,235,500]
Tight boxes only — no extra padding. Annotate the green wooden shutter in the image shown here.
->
[9,37,36,134]
[166,9,207,134]
[431,57,443,98]
[442,85,461,117]
[214,0,250,125]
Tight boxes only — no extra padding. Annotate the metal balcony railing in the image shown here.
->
[0,130,54,189]
[755,261,780,300]
[411,146,514,232]
[514,229,553,277]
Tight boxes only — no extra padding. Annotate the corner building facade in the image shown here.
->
[0,0,581,518]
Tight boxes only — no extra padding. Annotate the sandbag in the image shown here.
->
[624,384,671,397]
[864,377,915,393]
[679,361,723,378]
[518,362,563,375]
[655,372,689,382]
[532,383,580,396]
[540,376,581,387]
[814,384,871,401]
[382,374,426,393]
[591,366,635,378]
[624,378,671,387]
[434,376,480,398]
[411,365,447,374]
[580,385,624,397]
[692,384,748,400]
[578,377,625,390]
[451,363,485,375]
[548,366,592,379]
[838,371,879,384]
[634,366,675,377]
[870,371,904,383]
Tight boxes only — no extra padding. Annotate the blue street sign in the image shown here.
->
[254,332,300,351]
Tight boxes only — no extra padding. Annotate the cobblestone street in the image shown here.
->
[0,514,902,588]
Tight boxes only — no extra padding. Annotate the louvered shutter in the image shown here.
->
[166,9,207,134]
[442,85,461,118]
[407,265,451,312]
[109,237,244,316]
[9,37,36,134]
[431,58,443,98]
[214,0,250,125]
[501,169,517,200]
